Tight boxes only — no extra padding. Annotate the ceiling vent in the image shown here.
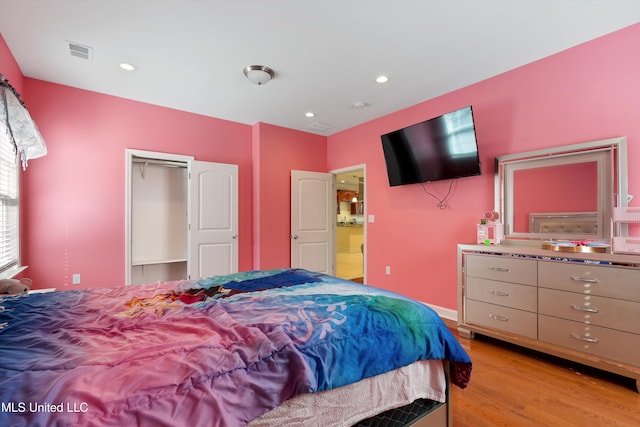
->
[68,42,92,61]
[306,121,334,132]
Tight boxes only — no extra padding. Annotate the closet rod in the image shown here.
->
[132,158,187,168]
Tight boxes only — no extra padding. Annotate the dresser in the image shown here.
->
[458,244,640,392]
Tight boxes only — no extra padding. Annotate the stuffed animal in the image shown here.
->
[0,278,32,295]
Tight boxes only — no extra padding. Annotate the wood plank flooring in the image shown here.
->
[449,329,640,426]
[336,251,363,282]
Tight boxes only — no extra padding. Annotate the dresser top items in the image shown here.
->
[459,243,640,269]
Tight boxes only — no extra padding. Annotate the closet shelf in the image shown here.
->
[132,258,187,267]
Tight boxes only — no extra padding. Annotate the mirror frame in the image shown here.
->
[495,137,628,243]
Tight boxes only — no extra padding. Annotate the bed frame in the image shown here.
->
[357,398,449,427]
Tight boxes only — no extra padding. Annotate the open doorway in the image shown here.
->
[334,166,365,283]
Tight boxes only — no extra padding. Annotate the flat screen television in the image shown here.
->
[381,106,481,186]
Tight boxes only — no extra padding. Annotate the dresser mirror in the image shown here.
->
[495,137,628,243]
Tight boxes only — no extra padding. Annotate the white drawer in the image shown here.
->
[539,315,640,367]
[465,299,537,339]
[466,254,537,286]
[467,277,537,312]
[538,261,640,302]
[539,288,640,334]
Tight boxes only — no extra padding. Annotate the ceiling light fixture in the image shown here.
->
[305,112,315,118]
[119,63,136,71]
[375,75,389,84]
[244,65,275,85]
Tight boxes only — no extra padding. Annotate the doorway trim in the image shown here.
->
[331,163,367,284]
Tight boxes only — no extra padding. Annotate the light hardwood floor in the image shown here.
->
[336,251,363,281]
[449,328,640,426]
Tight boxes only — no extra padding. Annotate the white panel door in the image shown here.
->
[291,170,334,275]
[188,161,238,279]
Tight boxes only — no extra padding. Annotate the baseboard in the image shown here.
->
[421,302,458,329]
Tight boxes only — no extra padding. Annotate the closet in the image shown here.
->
[131,157,188,283]
[125,149,238,284]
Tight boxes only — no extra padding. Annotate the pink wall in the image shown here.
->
[20,79,254,289]
[327,23,640,308]
[2,24,639,309]
[0,35,22,92]
[513,163,597,231]
[1,34,27,275]
[252,122,327,269]
[2,31,326,290]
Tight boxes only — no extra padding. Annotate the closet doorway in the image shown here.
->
[334,166,366,283]
[125,149,239,284]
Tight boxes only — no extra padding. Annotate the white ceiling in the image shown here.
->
[1,0,639,135]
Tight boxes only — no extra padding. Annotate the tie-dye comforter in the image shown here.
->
[0,269,471,427]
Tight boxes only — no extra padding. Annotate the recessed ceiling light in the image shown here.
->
[305,112,315,118]
[375,75,389,84]
[119,63,136,71]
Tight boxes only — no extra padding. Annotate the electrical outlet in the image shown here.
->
[385,266,391,275]
[72,274,81,285]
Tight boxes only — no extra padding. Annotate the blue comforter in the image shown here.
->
[0,269,471,426]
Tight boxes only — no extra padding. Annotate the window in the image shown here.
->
[0,120,20,276]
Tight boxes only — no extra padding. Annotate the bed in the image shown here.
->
[0,268,471,426]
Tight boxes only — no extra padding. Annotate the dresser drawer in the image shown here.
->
[466,254,537,286]
[539,315,640,367]
[467,277,537,312]
[465,300,537,339]
[538,261,640,302]
[539,288,640,334]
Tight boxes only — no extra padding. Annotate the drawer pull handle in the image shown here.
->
[489,267,509,272]
[569,276,599,284]
[570,304,599,313]
[489,314,509,322]
[570,333,599,344]
[490,290,510,297]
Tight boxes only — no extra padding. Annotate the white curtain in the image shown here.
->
[0,74,47,169]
